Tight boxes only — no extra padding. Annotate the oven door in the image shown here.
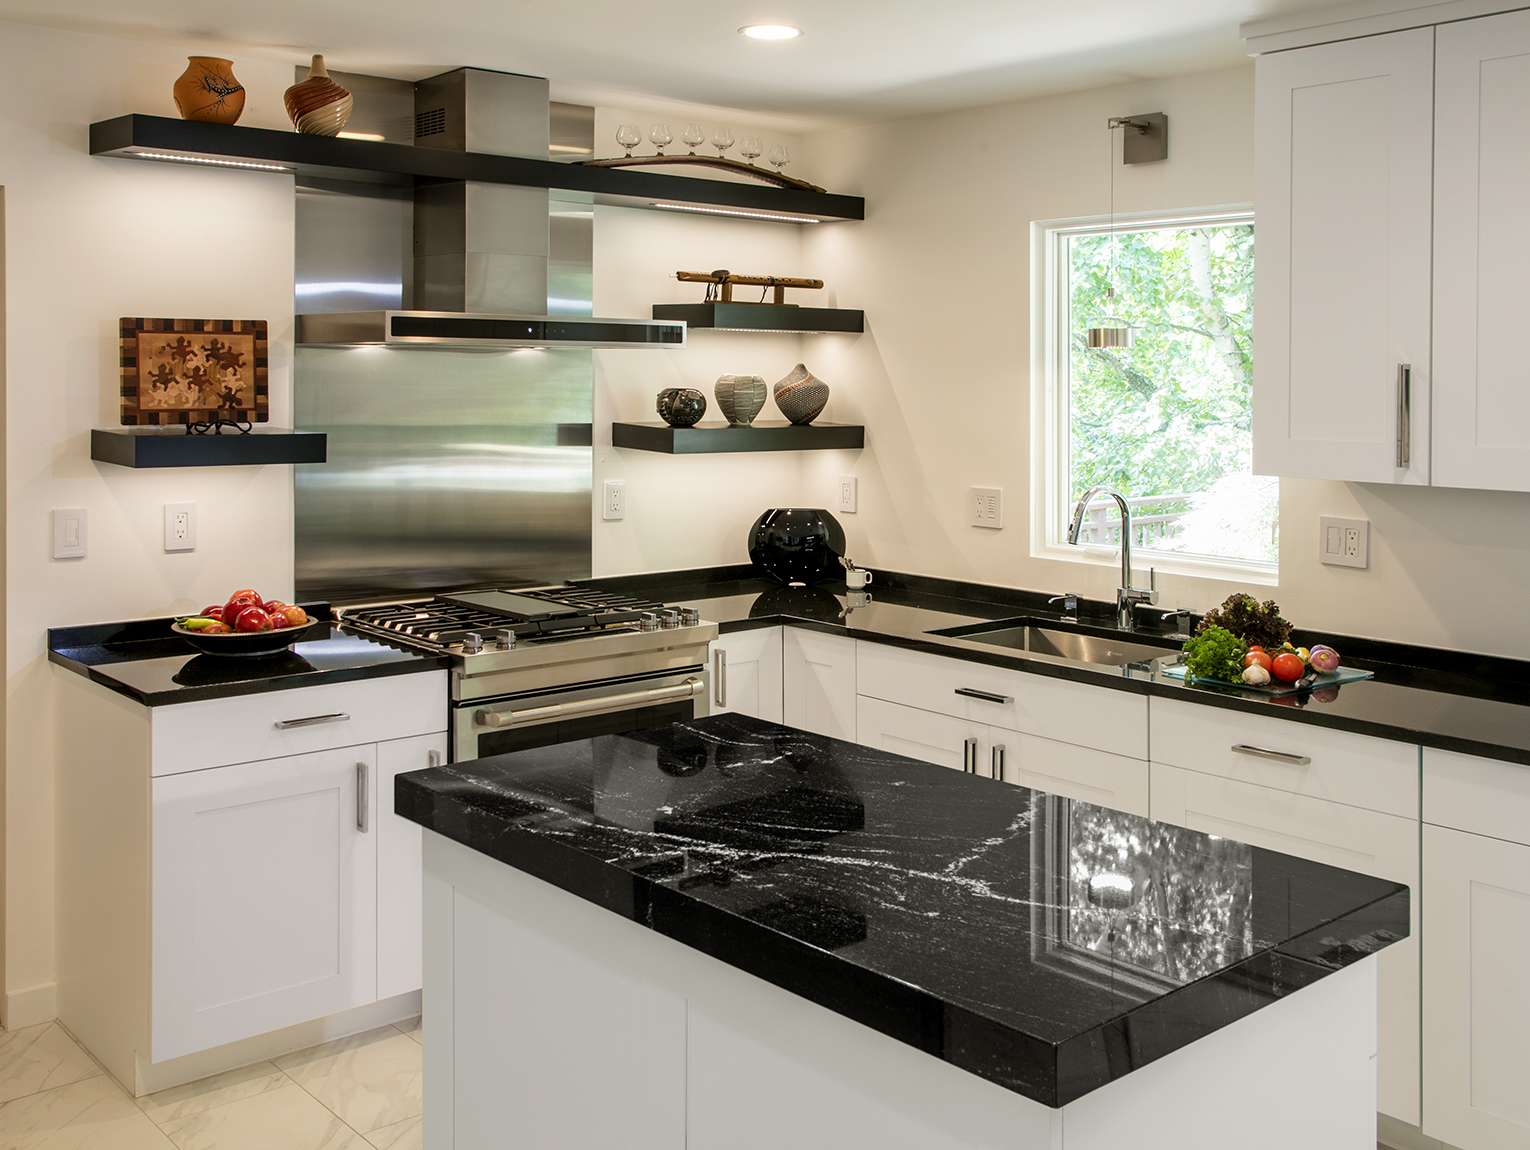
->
[452,666,711,763]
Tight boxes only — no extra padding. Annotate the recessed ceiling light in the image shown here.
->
[740,24,802,40]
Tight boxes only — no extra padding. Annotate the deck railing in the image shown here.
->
[1074,493,1197,550]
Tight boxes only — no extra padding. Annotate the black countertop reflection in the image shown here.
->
[584,566,1530,767]
[48,611,449,706]
[397,713,1408,1107]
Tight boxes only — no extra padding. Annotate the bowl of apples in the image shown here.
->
[173,590,329,657]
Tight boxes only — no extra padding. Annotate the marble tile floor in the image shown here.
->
[0,1016,422,1150]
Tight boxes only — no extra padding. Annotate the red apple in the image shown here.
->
[224,594,258,622]
[202,605,224,620]
[269,612,292,630]
[232,606,272,633]
[277,605,309,627]
[201,621,233,634]
[228,588,264,608]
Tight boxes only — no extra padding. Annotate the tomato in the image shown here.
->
[1271,652,1306,682]
[1244,651,1273,672]
[1247,645,1264,654]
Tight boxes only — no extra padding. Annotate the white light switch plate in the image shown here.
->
[602,480,626,521]
[970,487,1002,529]
[1319,515,1369,569]
[838,475,857,513]
[53,508,87,559]
[164,503,196,552]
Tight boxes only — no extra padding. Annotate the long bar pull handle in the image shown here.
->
[714,650,727,708]
[955,687,1013,705]
[356,762,369,833]
[428,750,441,769]
[275,712,350,730]
[1231,743,1312,766]
[991,744,1006,781]
[1397,363,1412,468]
[962,737,979,773]
[476,677,705,728]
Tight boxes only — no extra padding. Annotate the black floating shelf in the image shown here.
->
[89,116,864,223]
[652,303,864,334]
[613,421,864,454]
[91,428,328,468]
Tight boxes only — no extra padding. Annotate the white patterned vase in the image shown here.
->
[772,363,828,425]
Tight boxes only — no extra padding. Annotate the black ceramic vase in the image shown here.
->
[656,388,706,428]
[747,508,846,585]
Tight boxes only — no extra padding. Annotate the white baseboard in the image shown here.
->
[1379,1113,1459,1150]
[3,983,58,1030]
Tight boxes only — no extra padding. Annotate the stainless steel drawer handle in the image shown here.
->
[955,687,1013,705]
[992,743,1006,781]
[962,737,979,773]
[476,677,705,729]
[356,762,369,833]
[714,649,727,708]
[1231,743,1311,766]
[274,712,350,730]
[1396,363,1412,468]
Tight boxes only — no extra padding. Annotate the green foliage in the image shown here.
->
[1182,624,1249,683]
[1068,223,1275,564]
[1197,593,1293,649]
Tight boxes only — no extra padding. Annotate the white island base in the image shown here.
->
[423,831,1379,1150]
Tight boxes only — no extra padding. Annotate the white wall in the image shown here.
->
[1,22,298,1026]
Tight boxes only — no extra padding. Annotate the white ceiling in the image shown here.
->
[1,0,1363,129]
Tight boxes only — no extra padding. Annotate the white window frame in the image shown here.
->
[1029,204,1275,586]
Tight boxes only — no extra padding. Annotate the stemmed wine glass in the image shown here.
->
[739,136,763,165]
[616,124,641,157]
[768,145,790,172]
[712,128,734,157]
[650,124,673,156]
[681,124,705,155]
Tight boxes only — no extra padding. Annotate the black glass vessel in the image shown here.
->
[747,508,846,585]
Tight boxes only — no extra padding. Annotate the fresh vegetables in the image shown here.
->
[1309,644,1341,673]
[1270,651,1306,683]
[1241,663,1271,686]
[1197,594,1294,650]
[1243,650,1273,672]
[1182,624,1249,683]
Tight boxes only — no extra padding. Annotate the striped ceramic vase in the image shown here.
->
[284,55,354,136]
[772,363,829,425]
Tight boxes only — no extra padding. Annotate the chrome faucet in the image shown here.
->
[1067,484,1158,629]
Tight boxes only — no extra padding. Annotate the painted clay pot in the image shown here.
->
[656,388,707,428]
[747,508,846,585]
[772,363,829,425]
[284,55,354,136]
[172,57,246,125]
[714,374,767,427]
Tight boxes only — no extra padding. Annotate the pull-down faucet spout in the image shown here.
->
[1067,485,1158,629]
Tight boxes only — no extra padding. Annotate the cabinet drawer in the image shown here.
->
[1424,747,1530,846]
[856,696,986,774]
[1148,697,1417,817]
[855,642,1146,759]
[151,671,447,776]
[1001,733,1149,817]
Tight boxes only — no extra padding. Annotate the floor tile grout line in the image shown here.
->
[0,1022,109,1109]
[278,1061,380,1142]
[137,1060,290,1133]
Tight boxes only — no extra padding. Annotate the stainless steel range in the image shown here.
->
[338,586,716,762]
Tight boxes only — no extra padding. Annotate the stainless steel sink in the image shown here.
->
[928,618,1178,666]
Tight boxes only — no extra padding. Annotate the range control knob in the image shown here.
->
[462,632,484,653]
[659,609,680,629]
[638,612,659,632]
[680,608,700,627]
[496,628,516,650]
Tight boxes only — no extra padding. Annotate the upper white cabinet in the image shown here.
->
[1253,28,1435,484]
[1432,10,1530,491]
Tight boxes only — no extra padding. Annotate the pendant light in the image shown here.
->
[1087,119,1135,350]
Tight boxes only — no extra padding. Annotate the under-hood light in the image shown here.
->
[130,150,291,173]
[651,202,821,224]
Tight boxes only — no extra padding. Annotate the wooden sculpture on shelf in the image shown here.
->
[677,270,825,307]
[579,155,825,193]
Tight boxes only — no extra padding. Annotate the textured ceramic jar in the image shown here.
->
[772,363,829,425]
[172,57,246,125]
[656,388,707,428]
[714,374,767,427]
[284,55,354,136]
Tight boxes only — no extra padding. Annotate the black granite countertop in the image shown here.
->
[397,712,1409,1107]
[48,609,450,706]
[585,565,1530,767]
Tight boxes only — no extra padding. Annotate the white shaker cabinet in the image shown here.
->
[782,629,856,741]
[1432,10,1530,491]
[709,626,782,722]
[856,696,990,775]
[1253,27,1434,484]
[377,732,448,1001]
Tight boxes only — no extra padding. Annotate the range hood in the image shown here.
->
[295,66,683,350]
[297,310,685,349]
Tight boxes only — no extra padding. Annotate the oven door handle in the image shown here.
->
[474,677,706,728]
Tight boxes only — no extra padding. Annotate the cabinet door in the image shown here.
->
[1433,11,1530,491]
[152,745,378,1062]
[856,697,987,774]
[1253,28,1434,483]
[710,627,782,722]
[377,732,446,1002]
[782,629,856,741]
[1422,824,1530,1149]
[1150,763,1420,1124]
[995,730,1149,816]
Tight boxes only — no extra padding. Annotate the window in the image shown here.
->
[1032,209,1275,582]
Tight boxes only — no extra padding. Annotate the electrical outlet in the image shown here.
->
[53,508,87,559]
[1319,515,1369,569]
[602,480,626,521]
[838,475,857,513]
[969,487,1003,529]
[164,502,196,552]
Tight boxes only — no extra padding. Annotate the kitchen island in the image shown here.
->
[398,713,1408,1149]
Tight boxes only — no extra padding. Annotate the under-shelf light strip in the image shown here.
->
[651,202,821,224]
[131,151,292,173]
